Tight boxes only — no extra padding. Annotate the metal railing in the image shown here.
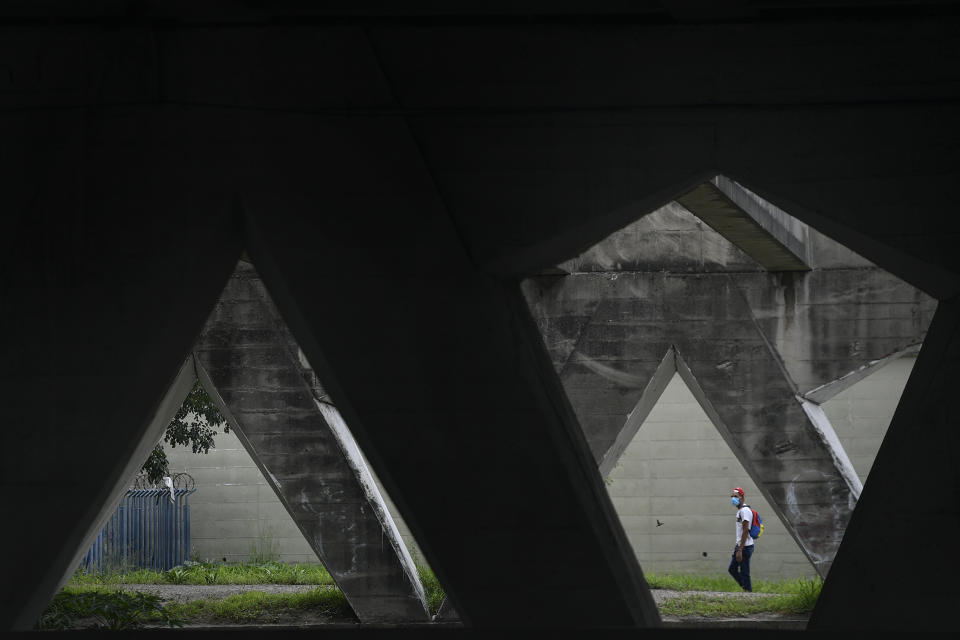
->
[80,477,196,573]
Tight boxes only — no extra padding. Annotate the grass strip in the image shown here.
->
[656,576,823,618]
[161,587,353,623]
[644,572,820,595]
[65,564,820,621]
[69,559,446,616]
[70,561,335,586]
[414,561,445,616]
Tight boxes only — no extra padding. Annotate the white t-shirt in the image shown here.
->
[735,505,755,547]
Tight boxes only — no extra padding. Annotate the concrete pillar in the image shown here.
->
[809,296,960,630]
[240,177,661,627]
[192,260,430,623]
[0,106,245,629]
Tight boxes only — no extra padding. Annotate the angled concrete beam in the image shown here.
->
[193,261,430,623]
[797,399,863,500]
[676,176,811,272]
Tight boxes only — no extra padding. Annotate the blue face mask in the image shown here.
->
[731,496,741,507]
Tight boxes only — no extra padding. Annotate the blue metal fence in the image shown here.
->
[80,488,196,573]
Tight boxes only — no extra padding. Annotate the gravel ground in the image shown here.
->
[649,588,780,605]
[113,583,331,604]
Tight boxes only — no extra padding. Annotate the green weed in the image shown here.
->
[653,574,823,618]
[413,560,445,616]
[69,567,167,586]
[644,571,819,595]
[163,587,353,623]
[70,561,335,586]
[36,588,182,630]
[248,524,281,564]
[787,576,823,612]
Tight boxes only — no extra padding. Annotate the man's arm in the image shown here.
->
[735,516,750,560]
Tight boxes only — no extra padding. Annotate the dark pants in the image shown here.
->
[728,544,754,592]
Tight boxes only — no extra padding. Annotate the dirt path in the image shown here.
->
[114,583,330,604]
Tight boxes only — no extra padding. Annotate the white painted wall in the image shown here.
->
[162,431,319,564]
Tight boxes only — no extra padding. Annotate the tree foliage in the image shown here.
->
[141,380,229,484]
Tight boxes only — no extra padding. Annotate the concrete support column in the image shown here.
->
[193,261,430,623]
[809,297,960,630]
[239,140,661,626]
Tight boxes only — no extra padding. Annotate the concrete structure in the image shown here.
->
[523,192,936,577]
[192,261,430,622]
[164,350,915,581]
[4,3,960,631]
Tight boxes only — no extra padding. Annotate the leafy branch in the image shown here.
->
[141,380,229,485]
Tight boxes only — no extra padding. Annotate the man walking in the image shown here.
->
[728,486,755,592]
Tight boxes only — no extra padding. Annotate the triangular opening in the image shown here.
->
[604,369,820,579]
[159,377,447,612]
[55,257,443,626]
[521,176,935,581]
[820,352,918,489]
[190,258,435,623]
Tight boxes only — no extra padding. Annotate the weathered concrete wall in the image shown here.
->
[523,201,935,577]
[193,261,430,622]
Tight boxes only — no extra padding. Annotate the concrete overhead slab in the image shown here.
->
[192,261,430,623]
